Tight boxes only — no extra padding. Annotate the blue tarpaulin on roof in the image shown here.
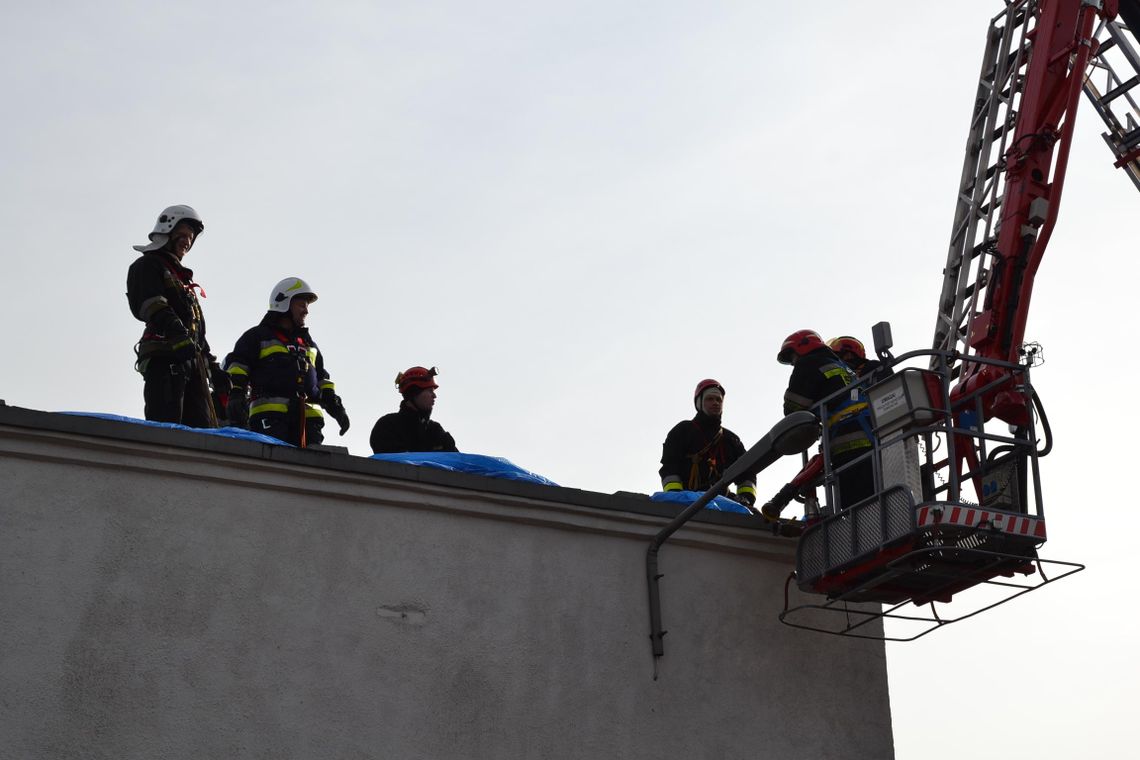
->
[59,412,291,446]
[369,452,558,486]
[650,490,752,514]
[55,413,559,485]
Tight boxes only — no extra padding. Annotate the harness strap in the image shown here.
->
[269,329,319,402]
[272,329,306,349]
[153,256,206,339]
[686,425,724,490]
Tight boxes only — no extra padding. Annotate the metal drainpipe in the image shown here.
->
[646,412,820,663]
[646,481,724,658]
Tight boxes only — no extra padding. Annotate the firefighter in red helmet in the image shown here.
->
[658,379,757,507]
[370,366,458,454]
[777,329,874,512]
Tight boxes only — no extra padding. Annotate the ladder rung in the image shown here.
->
[978,196,1003,217]
[1102,75,1140,104]
[1119,126,1140,151]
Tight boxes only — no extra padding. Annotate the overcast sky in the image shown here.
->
[3,2,1137,757]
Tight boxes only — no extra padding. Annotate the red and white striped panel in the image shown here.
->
[915,505,1047,540]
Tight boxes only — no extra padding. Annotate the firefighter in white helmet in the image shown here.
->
[126,204,228,426]
[223,278,350,447]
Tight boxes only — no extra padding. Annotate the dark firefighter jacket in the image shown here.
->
[126,251,214,365]
[783,347,873,458]
[370,402,458,454]
[658,413,756,497]
[852,357,892,384]
[225,317,335,420]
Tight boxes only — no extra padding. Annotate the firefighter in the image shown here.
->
[778,329,874,510]
[827,335,889,381]
[126,204,228,427]
[224,278,350,447]
[658,379,757,507]
[370,367,458,454]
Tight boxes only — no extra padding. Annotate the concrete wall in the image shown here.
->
[0,407,893,760]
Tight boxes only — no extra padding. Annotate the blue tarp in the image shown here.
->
[650,490,752,514]
[56,413,558,485]
[369,452,558,486]
[59,412,291,446]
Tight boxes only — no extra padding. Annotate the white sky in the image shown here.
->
[3,2,1136,757]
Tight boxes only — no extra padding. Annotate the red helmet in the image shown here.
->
[777,329,824,364]
[396,366,439,395]
[828,335,866,361]
[693,378,725,411]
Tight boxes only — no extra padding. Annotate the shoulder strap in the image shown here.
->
[685,425,725,489]
[272,329,307,348]
[154,255,207,298]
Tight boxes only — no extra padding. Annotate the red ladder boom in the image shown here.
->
[937,1,1118,425]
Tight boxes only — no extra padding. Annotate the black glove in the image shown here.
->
[210,363,232,395]
[171,335,197,363]
[734,490,756,509]
[227,391,249,428]
[331,407,350,436]
[761,482,800,521]
[321,389,350,436]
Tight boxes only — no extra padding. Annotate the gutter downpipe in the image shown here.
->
[646,411,820,662]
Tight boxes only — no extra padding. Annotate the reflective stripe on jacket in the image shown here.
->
[784,348,873,456]
[659,414,755,494]
[225,318,334,408]
[126,251,212,361]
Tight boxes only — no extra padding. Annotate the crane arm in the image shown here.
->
[935,0,1120,425]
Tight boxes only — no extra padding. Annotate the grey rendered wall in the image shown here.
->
[0,419,893,760]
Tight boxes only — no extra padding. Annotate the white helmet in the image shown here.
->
[132,204,205,253]
[268,277,318,313]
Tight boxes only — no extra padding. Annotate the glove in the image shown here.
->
[227,391,249,428]
[761,482,800,521]
[170,335,197,363]
[330,407,350,436]
[321,389,350,436]
[210,363,232,395]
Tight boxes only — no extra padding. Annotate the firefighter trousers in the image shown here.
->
[833,450,875,511]
[143,359,215,428]
[250,408,325,447]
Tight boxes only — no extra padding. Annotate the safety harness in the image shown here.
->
[686,424,725,490]
[823,364,875,456]
[135,255,207,369]
[246,329,321,448]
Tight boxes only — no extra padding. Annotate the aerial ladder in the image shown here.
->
[776,0,1140,640]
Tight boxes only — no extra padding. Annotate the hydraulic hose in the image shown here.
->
[1031,387,1052,457]
[985,387,1051,461]
[984,382,1053,460]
